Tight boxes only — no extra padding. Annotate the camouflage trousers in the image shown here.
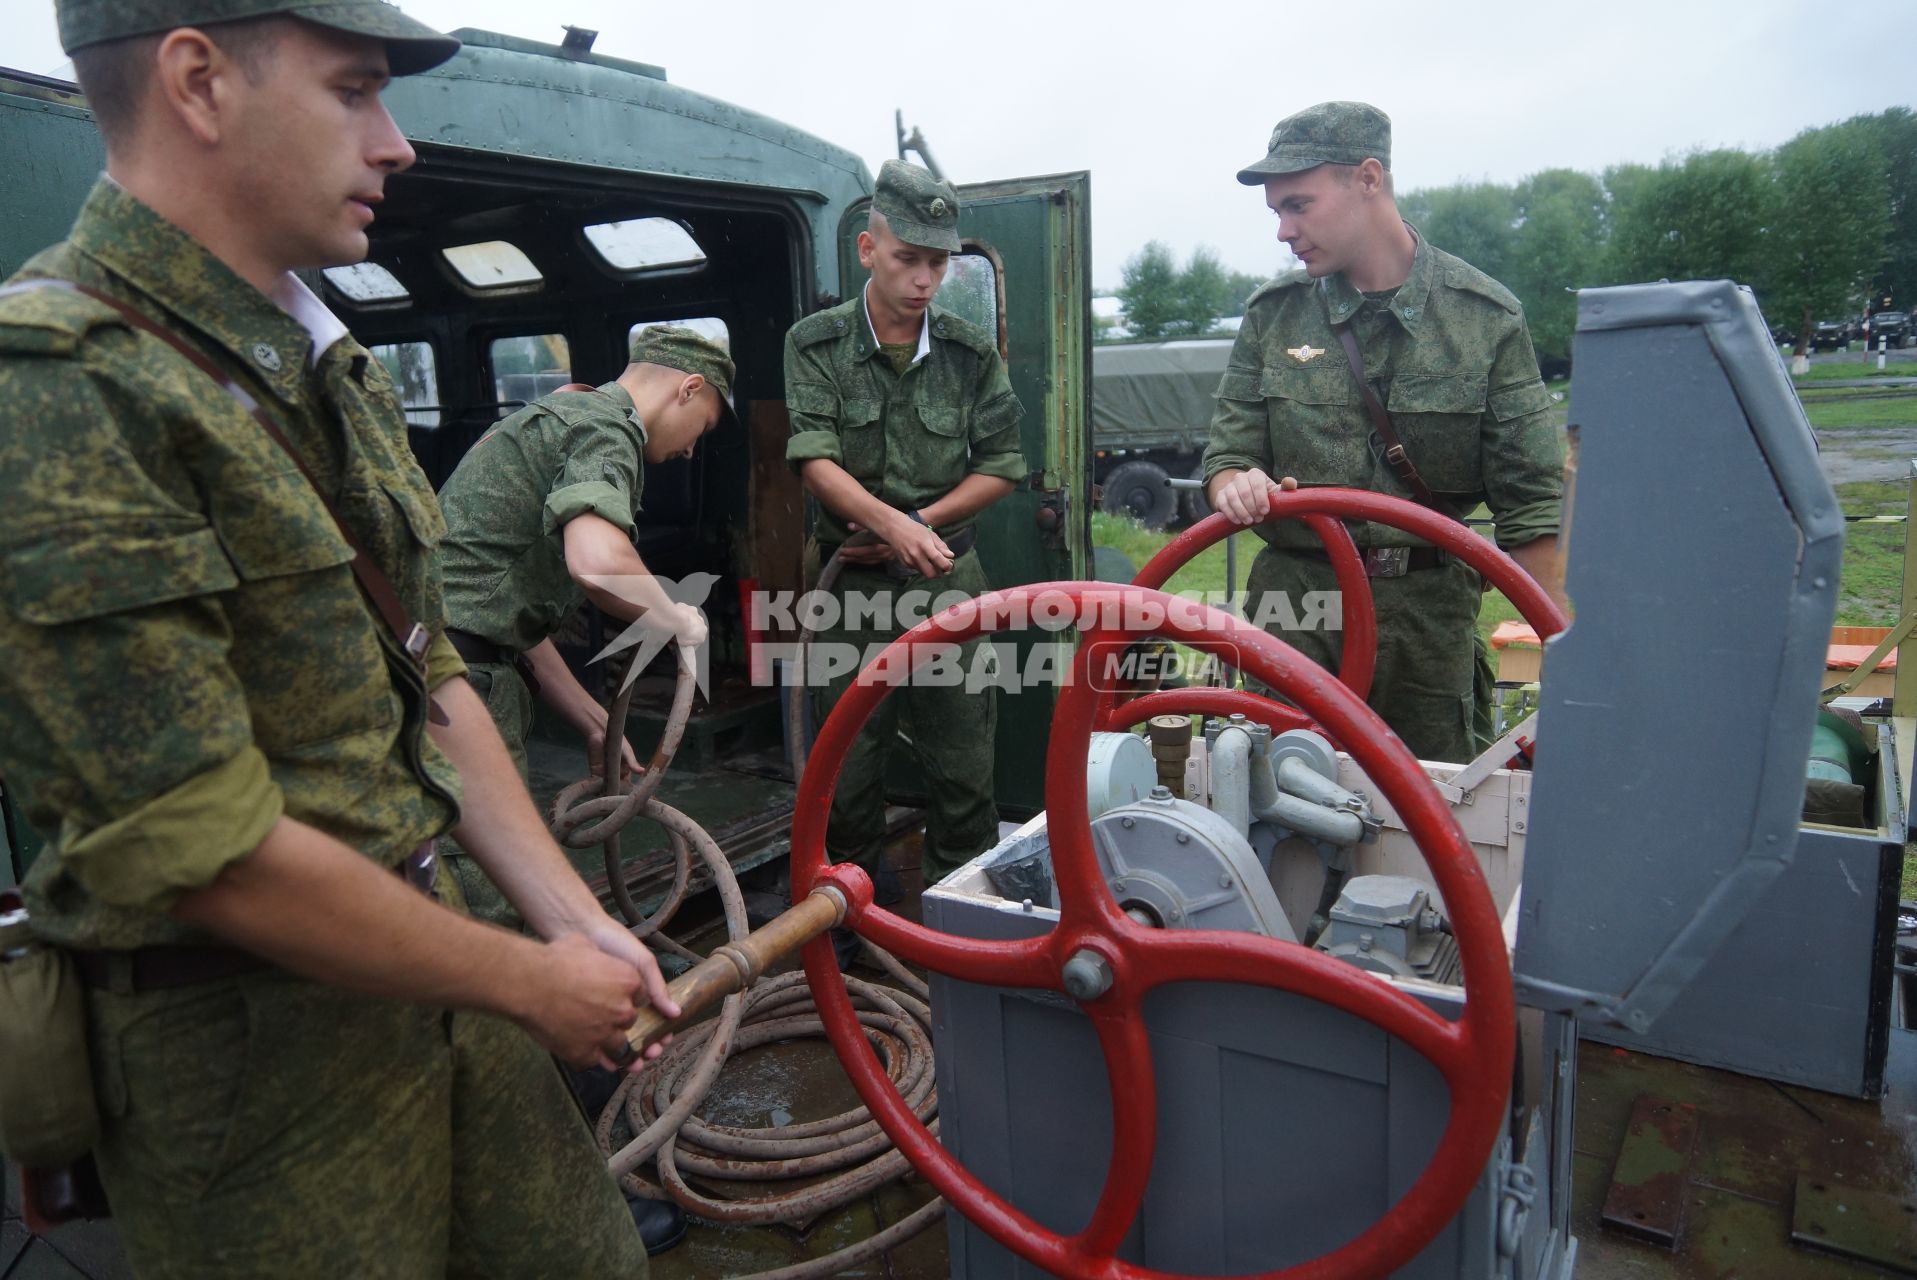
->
[1244,547,1487,765]
[444,659,532,930]
[810,549,999,889]
[82,875,646,1278]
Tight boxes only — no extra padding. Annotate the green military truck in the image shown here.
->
[1091,336,1230,528]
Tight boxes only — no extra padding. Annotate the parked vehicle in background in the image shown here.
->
[1809,320,1849,352]
[1867,311,1912,348]
[1092,338,1230,528]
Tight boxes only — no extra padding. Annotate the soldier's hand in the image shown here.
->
[663,602,706,650]
[833,539,896,567]
[515,933,662,1069]
[586,729,644,781]
[1216,469,1298,524]
[581,919,681,1068]
[882,513,956,578]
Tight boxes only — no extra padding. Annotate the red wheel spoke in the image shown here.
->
[1131,929,1466,1076]
[1298,512,1376,702]
[1072,999,1160,1259]
[853,907,1058,988]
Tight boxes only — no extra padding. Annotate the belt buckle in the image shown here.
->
[1362,547,1409,578]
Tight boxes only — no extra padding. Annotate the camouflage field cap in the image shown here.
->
[57,0,461,76]
[630,324,739,428]
[1236,101,1392,185]
[872,160,961,253]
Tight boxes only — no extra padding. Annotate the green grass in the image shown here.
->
[1800,392,1917,431]
[1790,358,1907,383]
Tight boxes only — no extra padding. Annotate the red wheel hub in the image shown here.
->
[795,576,1520,1279]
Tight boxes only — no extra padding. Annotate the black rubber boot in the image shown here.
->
[627,1195,688,1255]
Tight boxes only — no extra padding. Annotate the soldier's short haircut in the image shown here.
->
[73,16,284,150]
[1327,163,1394,196]
[866,206,891,240]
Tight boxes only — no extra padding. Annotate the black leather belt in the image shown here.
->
[72,841,440,993]
[447,628,541,697]
[1290,545,1450,579]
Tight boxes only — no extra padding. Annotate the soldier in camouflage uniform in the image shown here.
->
[785,161,1026,899]
[1205,102,1565,763]
[435,324,732,930]
[0,1,676,1273]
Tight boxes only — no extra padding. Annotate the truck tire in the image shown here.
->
[1100,460,1177,529]
[1180,463,1213,526]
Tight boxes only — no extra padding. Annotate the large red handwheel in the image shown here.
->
[793,582,1517,1279]
[1105,488,1569,736]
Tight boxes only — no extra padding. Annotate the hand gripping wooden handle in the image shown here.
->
[624,886,847,1053]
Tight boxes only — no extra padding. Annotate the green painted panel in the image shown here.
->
[0,83,106,277]
[838,173,1093,815]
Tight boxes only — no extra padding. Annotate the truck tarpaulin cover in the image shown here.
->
[1091,339,1233,442]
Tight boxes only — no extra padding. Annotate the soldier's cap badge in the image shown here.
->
[1286,344,1325,363]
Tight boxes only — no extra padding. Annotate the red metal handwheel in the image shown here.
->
[1104,489,1569,737]
[794,582,1518,1279]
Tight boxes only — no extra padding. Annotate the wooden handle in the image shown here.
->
[625,887,846,1052]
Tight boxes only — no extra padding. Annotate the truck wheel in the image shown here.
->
[1100,460,1176,529]
[1180,463,1212,526]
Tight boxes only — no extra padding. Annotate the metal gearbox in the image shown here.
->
[1088,788,1295,940]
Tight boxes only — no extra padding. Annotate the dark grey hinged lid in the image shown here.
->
[1513,280,1842,1033]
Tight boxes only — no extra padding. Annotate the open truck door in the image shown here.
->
[837,173,1093,817]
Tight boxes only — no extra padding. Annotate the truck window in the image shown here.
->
[325,262,409,304]
[445,240,543,291]
[371,341,441,428]
[587,219,707,274]
[491,333,572,415]
[935,251,1000,351]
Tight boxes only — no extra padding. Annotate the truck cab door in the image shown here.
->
[837,172,1092,815]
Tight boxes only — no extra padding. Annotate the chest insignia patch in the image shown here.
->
[251,342,283,372]
[1285,344,1325,363]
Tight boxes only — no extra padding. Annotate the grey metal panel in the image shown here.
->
[1516,280,1842,1032]
[1581,817,1899,1096]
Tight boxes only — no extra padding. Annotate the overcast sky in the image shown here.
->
[9,0,1902,290]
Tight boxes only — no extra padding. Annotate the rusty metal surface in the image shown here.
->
[1601,1096,1700,1246]
[1575,1034,1917,1278]
[1792,1175,1917,1274]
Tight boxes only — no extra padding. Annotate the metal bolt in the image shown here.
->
[1219,874,1234,889]
[1062,949,1113,1001]
[1121,816,1135,829]
[1149,785,1173,802]
[1174,832,1190,844]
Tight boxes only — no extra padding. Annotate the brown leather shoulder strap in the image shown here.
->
[1331,321,1440,509]
[0,279,429,671]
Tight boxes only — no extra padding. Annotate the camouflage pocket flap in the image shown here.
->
[1389,374,1486,415]
[841,399,882,427]
[1487,379,1555,422]
[6,522,238,625]
[787,381,839,419]
[916,404,964,437]
[1259,367,1352,405]
[382,479,448,548]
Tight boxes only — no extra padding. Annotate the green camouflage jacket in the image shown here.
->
[784,294,1025,543]
[438,383,646,652]
[1203,233,1562,551]
[0,178,465,950]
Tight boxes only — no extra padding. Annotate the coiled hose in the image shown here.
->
[550,630,946,1276]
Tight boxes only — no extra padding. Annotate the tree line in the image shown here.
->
[1112,107,1915,364]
